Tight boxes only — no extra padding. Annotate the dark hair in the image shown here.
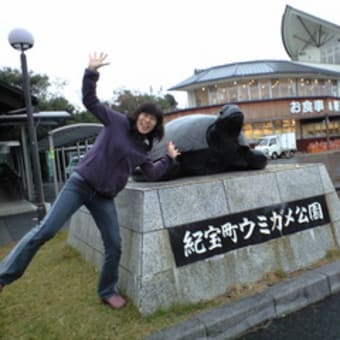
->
[129,102,164,150]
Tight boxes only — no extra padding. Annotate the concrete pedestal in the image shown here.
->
[0,200,37,246]
[67,163,340,315]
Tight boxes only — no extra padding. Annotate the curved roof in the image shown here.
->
[281,5,340,60]
[38,123,103,151]
[169,59,340,91]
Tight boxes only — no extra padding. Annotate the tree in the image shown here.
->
[0,66,50,101]
[0,67,178,125]
[0,67,75,114]
[111,88,177,114]
[66,110,100,125]
[38,96,76,113]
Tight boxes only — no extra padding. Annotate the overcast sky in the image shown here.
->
[1,0,340,109]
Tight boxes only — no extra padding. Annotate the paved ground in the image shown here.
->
[147,260,340,339]
[241,289,340,339]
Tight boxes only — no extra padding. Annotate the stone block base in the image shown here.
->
[68,163,340,315]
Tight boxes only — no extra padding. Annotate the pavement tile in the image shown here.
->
[147,261,340,340]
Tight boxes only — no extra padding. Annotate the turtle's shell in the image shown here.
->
[150,114,217,161]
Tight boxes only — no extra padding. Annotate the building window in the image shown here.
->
[331,80,338,96]
[193,77,338,106]
[228,82,238,101]
[250,121,274,141]
[335,46,340,64]
[315,79,324,95]
[195,88,209,106]
[208,86,218,104]
[321,43,340,65]
[297,78,306,96]
[282,119,295,132]
[243,119,297,143]
[323,79,338,96]
[252,122,264,140]
[243,123,253,141]
[248,80,259,100]
[288,78,297,96]
[259,80,270,99]
[280,79,296,97]
[301,119,336,138]
[273,120,283,134]
[217,86,228,103]
[271,79,281,98]
[238,81,248,101]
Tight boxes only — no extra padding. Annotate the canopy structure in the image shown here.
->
[0,110,72,202]
[281,5,340,61]
[38,123,103,151]
[40,123,103,197]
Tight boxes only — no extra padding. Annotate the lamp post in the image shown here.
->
[8,28,46,220]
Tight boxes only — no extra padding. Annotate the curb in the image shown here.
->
[146,260,340,340]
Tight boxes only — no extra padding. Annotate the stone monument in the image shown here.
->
[68,162,340,315]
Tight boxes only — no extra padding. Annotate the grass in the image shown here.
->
[325,247,340,261]
[1,232,340,339]
[0,231,222,340]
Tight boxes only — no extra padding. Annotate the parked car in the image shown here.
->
[65,155,84,177]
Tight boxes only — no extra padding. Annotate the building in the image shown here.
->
[0,80,71,202]
[0,80,102,205]
[168,5,340,152]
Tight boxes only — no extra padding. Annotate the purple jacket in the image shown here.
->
[75,69,173,198]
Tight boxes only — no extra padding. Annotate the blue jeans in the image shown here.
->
[0,172,122,300]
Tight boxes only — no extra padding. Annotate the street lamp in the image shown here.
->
[8,28,46,220]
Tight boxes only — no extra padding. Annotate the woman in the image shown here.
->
[0,52,180,309]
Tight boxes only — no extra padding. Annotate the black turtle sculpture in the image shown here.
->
[134,104,267,181]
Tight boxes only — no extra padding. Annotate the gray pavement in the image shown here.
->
[146,260,340,340]
[241,289,340,339]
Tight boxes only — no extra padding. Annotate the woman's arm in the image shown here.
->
[139,141,181,180]
[82,52,125,126]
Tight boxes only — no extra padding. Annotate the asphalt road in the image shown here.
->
[241,290,340,339]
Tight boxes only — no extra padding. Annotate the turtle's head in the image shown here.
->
[207,105,244,147]
[216,104,244,137]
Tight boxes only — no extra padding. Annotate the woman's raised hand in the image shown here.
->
[88,52,110,71]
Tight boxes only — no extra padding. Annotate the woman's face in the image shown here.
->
[136,112,157,135]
